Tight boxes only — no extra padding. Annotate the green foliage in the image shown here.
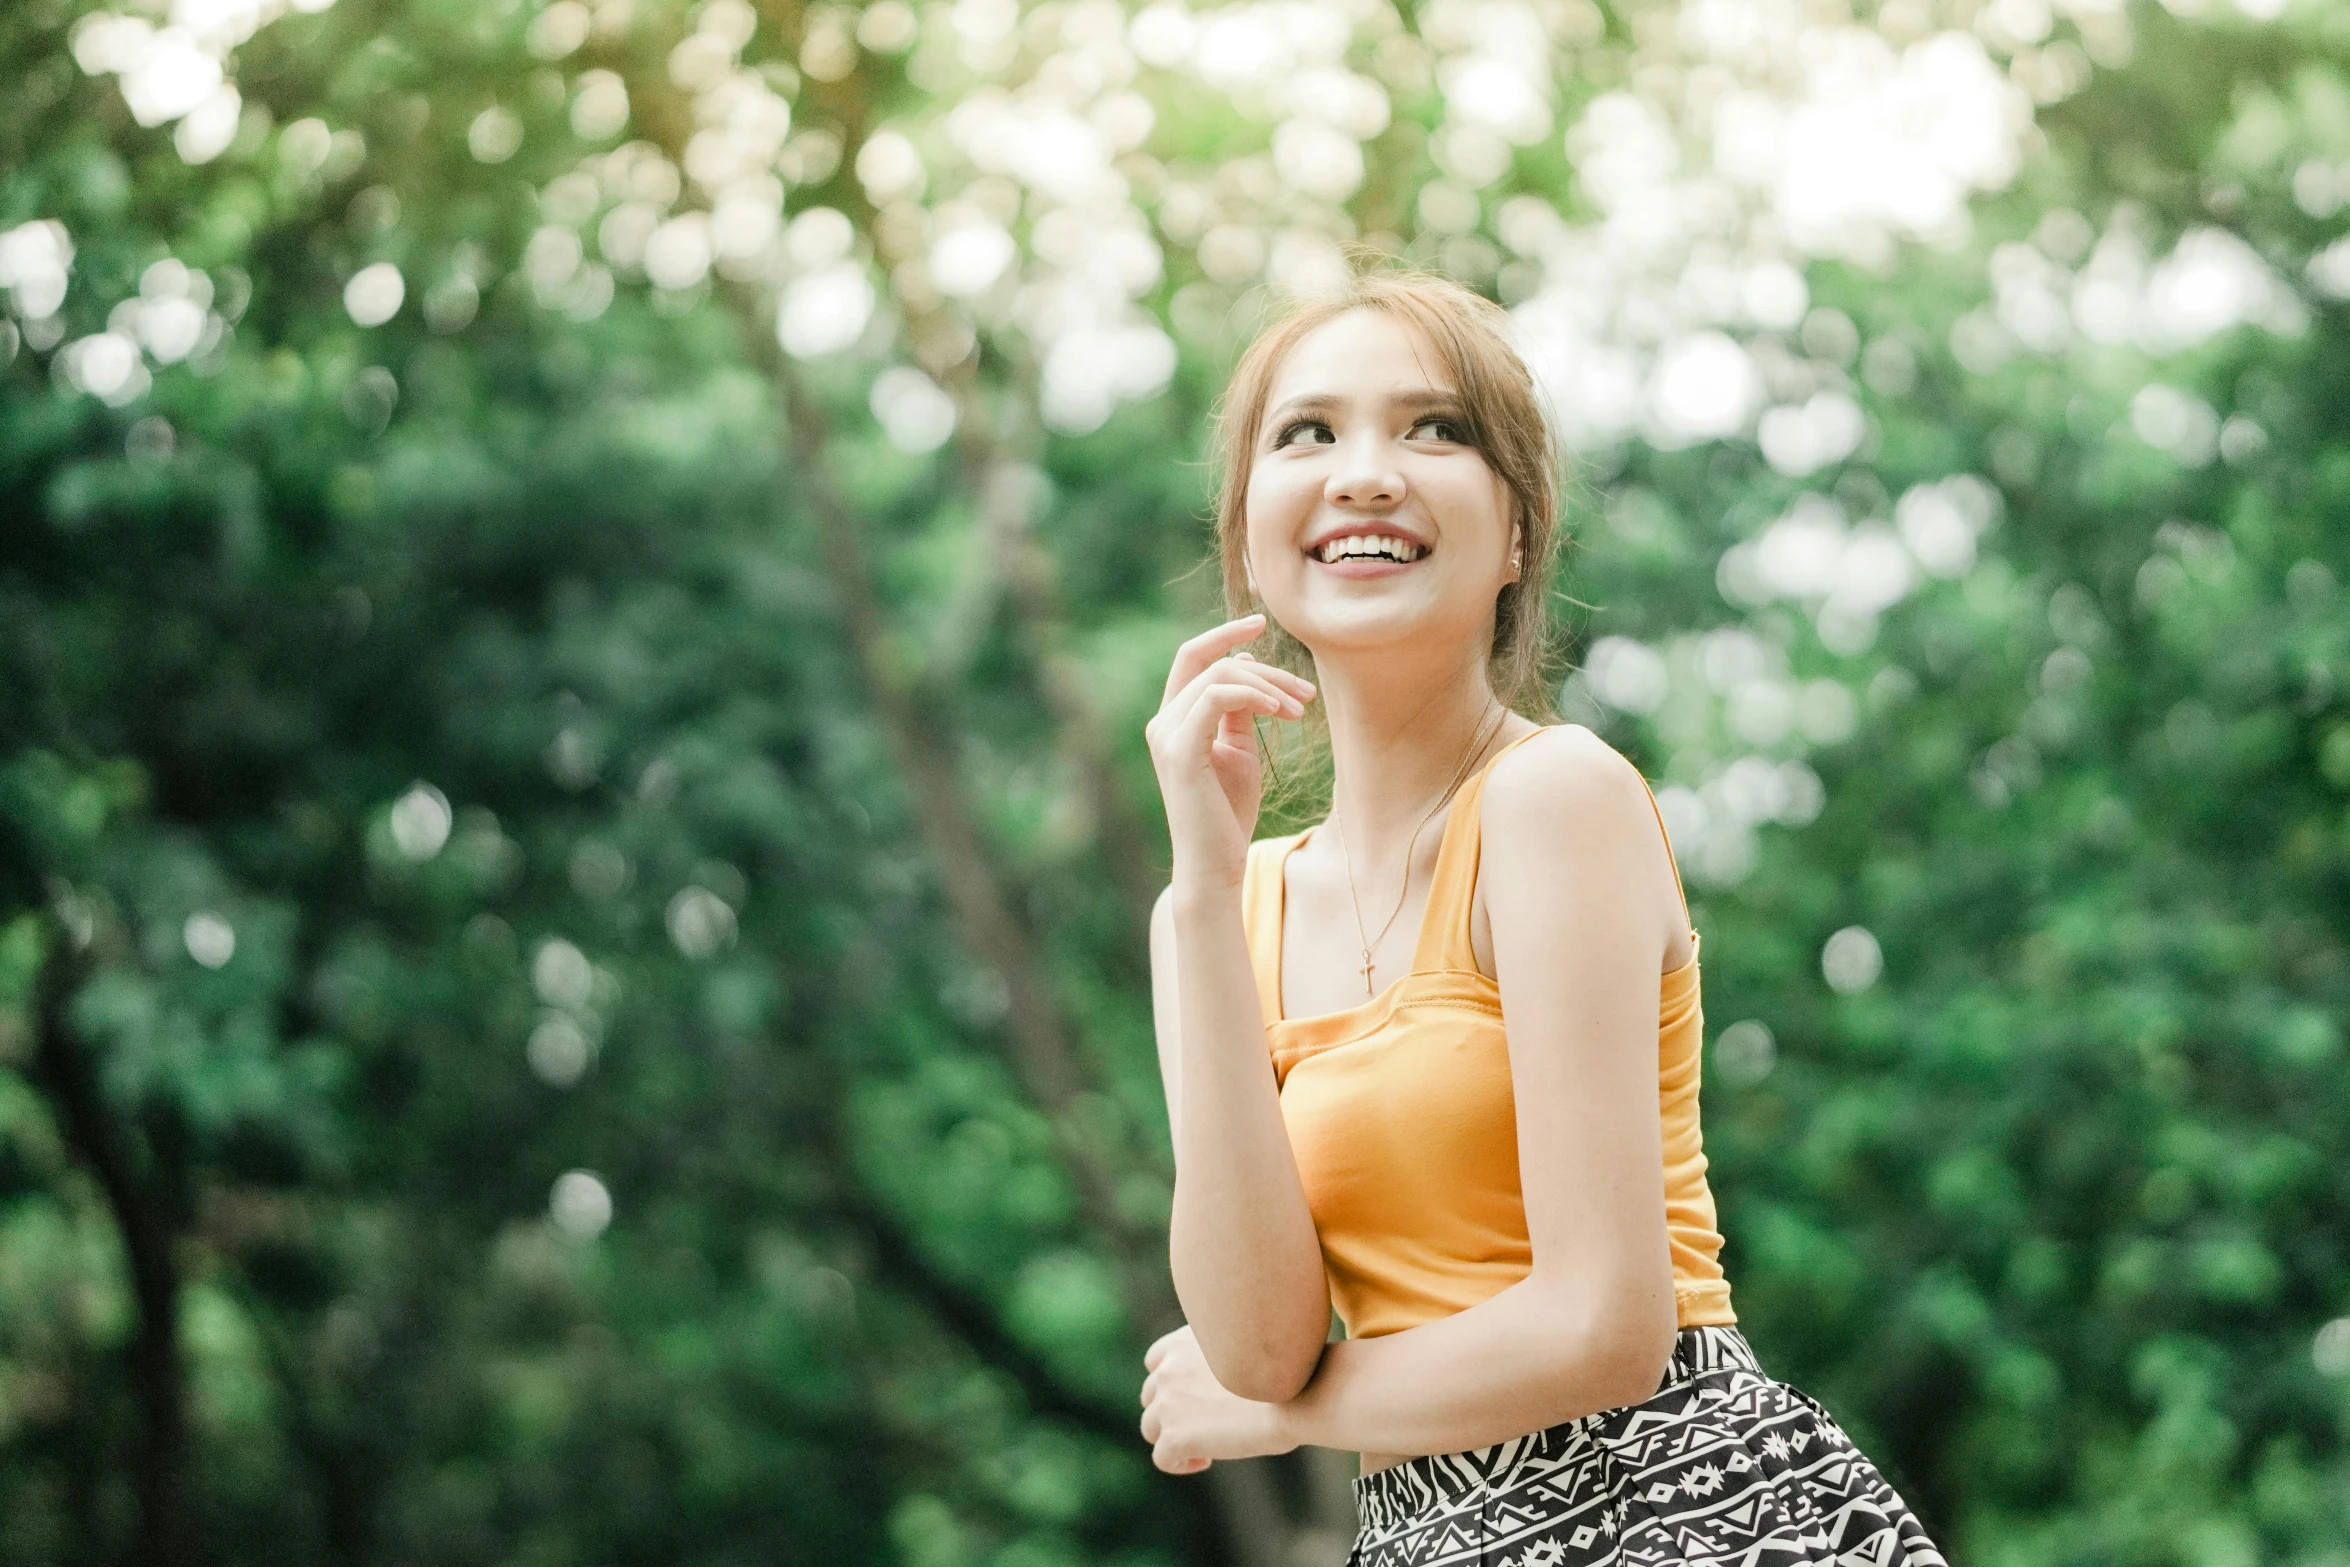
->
[5,1,2350,1565]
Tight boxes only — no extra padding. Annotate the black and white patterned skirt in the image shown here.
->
[1348,1325,1948,1567]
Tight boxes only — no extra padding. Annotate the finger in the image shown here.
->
[1161,655,1314,737]
[1161,633,1317,724]
[1160,615,1266,707]
[1170,676,1306,756]
[1217,690,1261,756]
[1180,683,1298,756]
[1164,666,1309,745]
[1205,652,1315,700]
[1160,677,1296,758]
[1152,1442,1211,1476]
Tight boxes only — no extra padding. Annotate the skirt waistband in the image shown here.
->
[1351,1324,1761,1533]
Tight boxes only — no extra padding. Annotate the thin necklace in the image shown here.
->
[1329,699,1508,998]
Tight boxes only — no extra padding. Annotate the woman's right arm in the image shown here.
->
[1145,617,1332,1405]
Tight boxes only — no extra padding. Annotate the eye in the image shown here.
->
[1270,417,1334,448]
[1410,415,1471,443]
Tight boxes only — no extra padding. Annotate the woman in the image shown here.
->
[1136,272,1947,1566]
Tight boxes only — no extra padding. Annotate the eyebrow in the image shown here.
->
[1261,388,1467,429]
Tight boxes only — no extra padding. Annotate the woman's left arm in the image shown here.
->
[1143,729,1685,1466]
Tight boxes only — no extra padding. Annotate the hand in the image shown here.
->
[1144,614,1317,891]
[1137,1323,1297,1474]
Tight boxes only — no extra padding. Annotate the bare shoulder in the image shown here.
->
[1478,725,1677,923]
[1480,723,1653,825]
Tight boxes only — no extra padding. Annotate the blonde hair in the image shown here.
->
[1205,269,1572,819]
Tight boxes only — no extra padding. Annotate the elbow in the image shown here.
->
[1570,1325,1674,1416]
[1609,1310,1681,1410]
[1169,1242,1330,1403]
[1591,1294,1681,1411]
[1537,1275,1679,1413]
[1200,1333,1323,1406]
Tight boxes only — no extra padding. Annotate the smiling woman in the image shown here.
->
[1139,270,1949,1567]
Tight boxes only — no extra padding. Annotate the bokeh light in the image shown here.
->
[13,0,2350,1559]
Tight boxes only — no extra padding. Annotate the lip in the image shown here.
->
[1310,552,1424,577]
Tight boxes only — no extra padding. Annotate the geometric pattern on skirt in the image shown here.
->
[1349,1326,1949,1567]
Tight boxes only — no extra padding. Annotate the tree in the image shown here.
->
[4,0,2348,1564]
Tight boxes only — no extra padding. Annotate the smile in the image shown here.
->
[1307,534,1431,566]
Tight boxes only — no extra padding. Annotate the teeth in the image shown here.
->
[1313,534,1426,564]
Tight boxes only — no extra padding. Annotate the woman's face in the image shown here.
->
[1243,308,1518,662]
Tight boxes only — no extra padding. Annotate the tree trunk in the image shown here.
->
[33,924,191,1567]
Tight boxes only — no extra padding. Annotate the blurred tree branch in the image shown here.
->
[936,357,1170,987]
[772,355,1132,1228]
[31,920,191,1567]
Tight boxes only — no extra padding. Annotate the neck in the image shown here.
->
[1313,652,1527,875]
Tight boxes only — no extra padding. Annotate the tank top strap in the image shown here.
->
[1241,832,1296,1024]
[1410,723,1557,975]
[1636,769,1693,929]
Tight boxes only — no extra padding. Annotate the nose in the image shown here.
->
[1324,431,1404,510]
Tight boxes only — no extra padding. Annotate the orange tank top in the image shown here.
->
[1241,724,1736,1340]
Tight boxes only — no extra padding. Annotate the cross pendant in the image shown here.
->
[1359,948,1376,993]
